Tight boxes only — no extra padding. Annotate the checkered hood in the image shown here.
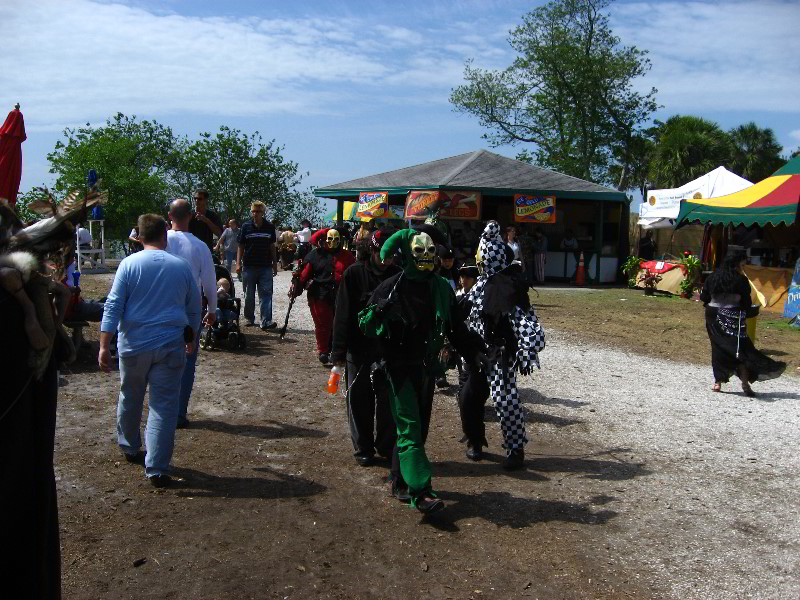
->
[478,221,507,277]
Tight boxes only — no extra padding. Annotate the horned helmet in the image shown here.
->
[326,228,341,250]
[410,231,436,271]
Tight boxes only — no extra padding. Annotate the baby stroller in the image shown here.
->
[202,264,246,351]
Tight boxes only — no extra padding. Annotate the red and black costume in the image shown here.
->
[294,227,354,363]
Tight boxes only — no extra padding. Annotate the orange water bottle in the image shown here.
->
[327,366,342,394]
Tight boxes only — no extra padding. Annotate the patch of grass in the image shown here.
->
[532,286,800,373]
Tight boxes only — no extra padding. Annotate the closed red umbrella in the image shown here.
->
[0,103,26,206]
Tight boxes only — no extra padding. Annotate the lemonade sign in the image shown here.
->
[357,191,388,219]
[514,194,556,223]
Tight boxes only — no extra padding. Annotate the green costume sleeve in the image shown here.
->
[358,303,386,338]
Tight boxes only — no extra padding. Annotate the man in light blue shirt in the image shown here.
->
[99,214,201,486]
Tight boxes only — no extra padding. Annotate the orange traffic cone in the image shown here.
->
[575,251,586,286]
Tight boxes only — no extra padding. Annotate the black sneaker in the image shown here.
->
[122,450,145,465]
[263,321,278,330]
[148,474,171,488]
[245,320,257,327]
[175,417,190,430]
[319,353,330,365]
[435,376,449,388]
[502,448,525,471]
[415,494,444,514]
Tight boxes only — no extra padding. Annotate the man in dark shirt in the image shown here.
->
[188,189,223,252]
[236,201,278,330]
[639,230,656,261]
[331,228,399,466]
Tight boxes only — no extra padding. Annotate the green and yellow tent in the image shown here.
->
[676,156,800,228]
[325,201,359,222]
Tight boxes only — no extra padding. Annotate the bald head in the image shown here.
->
[169,198,192,230]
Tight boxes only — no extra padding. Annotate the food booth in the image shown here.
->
[314,150,630,283]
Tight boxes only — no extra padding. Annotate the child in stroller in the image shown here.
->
[202,265,246,350]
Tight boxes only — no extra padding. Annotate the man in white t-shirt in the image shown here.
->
[294,219,314,265]
[166,198,217,428]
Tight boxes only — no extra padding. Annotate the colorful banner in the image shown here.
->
[404,190,481,220]
[357,191,388,219]
[514,194,556,223]
[783,257,800,321]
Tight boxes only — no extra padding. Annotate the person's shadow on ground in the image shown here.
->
[421,489,618,532]
[433,448,649,483]
[188,418,328,440]
[170,464,326,500]
[754,390,800,402]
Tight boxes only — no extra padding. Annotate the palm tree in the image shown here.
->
[729,122,784,182]
[648,115,734,188]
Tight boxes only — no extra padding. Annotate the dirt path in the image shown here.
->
[56,270,799,599]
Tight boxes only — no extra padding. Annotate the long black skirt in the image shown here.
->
[705,306,786,384]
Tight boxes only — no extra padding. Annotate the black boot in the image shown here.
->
[391,479,411,503]
[465,442,483,461]
[502,448,524,471]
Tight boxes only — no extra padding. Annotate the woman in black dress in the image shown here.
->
[700,251,786,396]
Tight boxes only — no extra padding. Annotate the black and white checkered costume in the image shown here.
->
[465,221,545,453]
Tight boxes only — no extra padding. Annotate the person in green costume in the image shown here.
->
[359,225,484,514]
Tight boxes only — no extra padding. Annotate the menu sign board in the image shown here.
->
[514,194,556,224]
[404,190,481,220]
[357,191,388,219]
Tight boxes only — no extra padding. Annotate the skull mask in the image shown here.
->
[326,228,341,250]
[410,232,436,271]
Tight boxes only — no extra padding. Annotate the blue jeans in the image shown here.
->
[178,321,201,423]
[224,250,236,273]
[117,339,186,476]
[242,266,273,326]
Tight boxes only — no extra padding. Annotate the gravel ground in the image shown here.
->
[271,269,800,599]
[63,268,798,598]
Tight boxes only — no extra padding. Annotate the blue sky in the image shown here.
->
[3,0,799,204]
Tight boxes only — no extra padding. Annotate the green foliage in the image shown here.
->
[608,126,658,196]
[621,254,642,288]
[47,113,183,240]
[648,115,734,188]
[678,253,702,296]
[728,122,784,182]
[180,127,320,227]
[14,188,51,224]
[450,0,658,186]
[44,115,320,239]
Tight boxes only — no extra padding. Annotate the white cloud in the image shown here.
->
[611,1,800,113]
[1,0,497,128]
[2,0,798,135]
[790,129,800,142]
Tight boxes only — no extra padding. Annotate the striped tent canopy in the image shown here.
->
[676,156,800,227]
[326,201,359,222]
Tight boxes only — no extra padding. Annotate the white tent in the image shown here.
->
[638,167,752,229]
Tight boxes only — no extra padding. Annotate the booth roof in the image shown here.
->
[314,149,627,202]
[676,156,800,228]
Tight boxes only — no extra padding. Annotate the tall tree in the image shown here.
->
[45,115,320,238]
[47,113,184,240]
[648,115,734,189]
[728,122,784,182]
[450,0,657,187]
[182,126,320,227]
